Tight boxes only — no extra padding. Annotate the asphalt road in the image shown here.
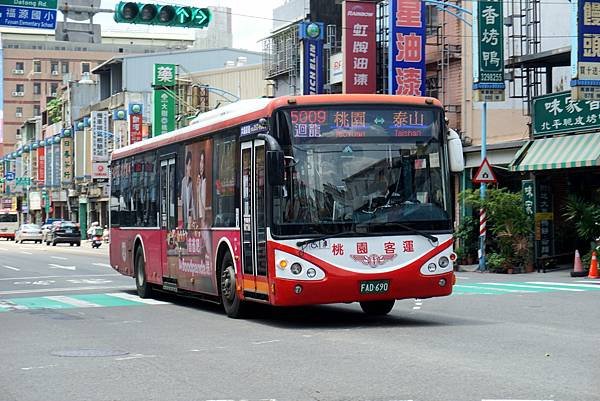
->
[0,240,598,401]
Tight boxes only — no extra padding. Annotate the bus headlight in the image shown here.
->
[438,256,450,268]
[306,268,316,278]
[427,263,437,272]
[290,263,303,275]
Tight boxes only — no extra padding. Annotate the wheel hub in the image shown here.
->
[221,267,234,301]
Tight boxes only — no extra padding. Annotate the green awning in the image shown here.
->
[509,132,600,172]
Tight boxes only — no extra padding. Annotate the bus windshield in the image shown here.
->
[272,105,451,237]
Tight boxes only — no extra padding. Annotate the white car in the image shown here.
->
[15,224,43,244]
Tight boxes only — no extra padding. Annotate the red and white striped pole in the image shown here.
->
[479,207,487,266]
[479,207,487,271]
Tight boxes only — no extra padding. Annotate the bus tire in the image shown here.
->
[220,254,246,318]
[359,300,395,316]
[134,246,152,299]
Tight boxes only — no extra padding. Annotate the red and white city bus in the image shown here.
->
[109,94,464,318]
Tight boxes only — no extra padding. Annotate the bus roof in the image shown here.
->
[112,94,442,160]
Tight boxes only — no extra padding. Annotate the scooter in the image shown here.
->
[91,234,102,248]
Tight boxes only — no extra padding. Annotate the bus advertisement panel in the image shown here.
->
[166,140,215,294]
[109,95,463,318]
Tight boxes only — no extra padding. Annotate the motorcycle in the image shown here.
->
[91,234,102,248]
[91,227,103,248]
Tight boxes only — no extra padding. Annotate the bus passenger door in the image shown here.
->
[160,157,177,282]
[240,140,268,299]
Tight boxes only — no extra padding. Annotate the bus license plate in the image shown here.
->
[359,280,389,294]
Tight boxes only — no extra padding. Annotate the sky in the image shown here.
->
[99,0,285,51]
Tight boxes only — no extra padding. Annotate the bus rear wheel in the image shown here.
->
[134,247,152,299]
[220,254,246,318]
[359,300,395,316]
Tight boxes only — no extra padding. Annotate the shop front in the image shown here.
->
[509,131,600,269]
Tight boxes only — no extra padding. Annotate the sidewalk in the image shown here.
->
[454,266,595,283]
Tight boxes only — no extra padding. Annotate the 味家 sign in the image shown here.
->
[532,91,600,136]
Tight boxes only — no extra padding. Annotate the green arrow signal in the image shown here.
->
[176,7,191,24]
[191,8,210,27]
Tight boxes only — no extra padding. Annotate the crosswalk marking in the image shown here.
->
[0,292,170,313]
[479,283,584,292]
[45,295,101,308]
[454,280,600,295]
[105,292,168,305]
[528,281,600,289]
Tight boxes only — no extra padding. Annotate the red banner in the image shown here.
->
[37,147,45,186]
[343,1,377,94]
[130,113,142,144]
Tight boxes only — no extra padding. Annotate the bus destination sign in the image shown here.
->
[289,107,434,139]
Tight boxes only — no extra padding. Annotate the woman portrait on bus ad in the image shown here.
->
[181,149,196,229]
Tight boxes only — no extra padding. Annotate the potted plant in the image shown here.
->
[486,252,509,273]
[460,188,533,273]
[454,215,479,265]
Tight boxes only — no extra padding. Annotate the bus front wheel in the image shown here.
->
[134,247,152,299]
[220,254,246,318]
[359,300,395,316]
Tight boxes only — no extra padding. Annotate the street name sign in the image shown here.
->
[0,4,57,29]
[473,158,498,184]
[0,0,57,9]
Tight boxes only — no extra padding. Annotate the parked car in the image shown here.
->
[15,224,43,244]
[42,219,65,243]
[46,221,81,246]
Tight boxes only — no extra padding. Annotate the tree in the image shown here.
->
[46,98,63,124]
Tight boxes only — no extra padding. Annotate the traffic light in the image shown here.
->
[114,2,211,28]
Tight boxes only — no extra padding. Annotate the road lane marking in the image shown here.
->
[0,274,120,281]
[48,264,76,271]
[93,263,112,268]
[115,353,156,361]
[105,292,169,305]
[20,251,33,255]
[2,265,19,271]
[251,340,280,345]
[0,285,132,296]
[21,365,57,371]
[45,295,101,308]
[51,256,68,261]
[527,281,600,289]
[480,283,584,292]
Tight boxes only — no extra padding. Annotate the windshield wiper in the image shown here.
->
[296,228,361,248]
[362,222,439,244]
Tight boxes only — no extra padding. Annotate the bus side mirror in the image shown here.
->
[267,150,285,186]
[447,128,465,173]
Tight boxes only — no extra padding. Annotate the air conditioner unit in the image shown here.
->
[51,70,59,75]
[13,69,24,75]
[11,91,18,97]
[15,112,22,118]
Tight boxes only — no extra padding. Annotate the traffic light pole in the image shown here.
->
[59,4,114,13]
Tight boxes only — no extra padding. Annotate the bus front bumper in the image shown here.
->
[270,271,455,307]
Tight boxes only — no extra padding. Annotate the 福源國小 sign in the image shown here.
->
[0,4,57,30]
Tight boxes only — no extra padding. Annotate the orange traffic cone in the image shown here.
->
[588,251,599,279]
[571,250,586,277]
